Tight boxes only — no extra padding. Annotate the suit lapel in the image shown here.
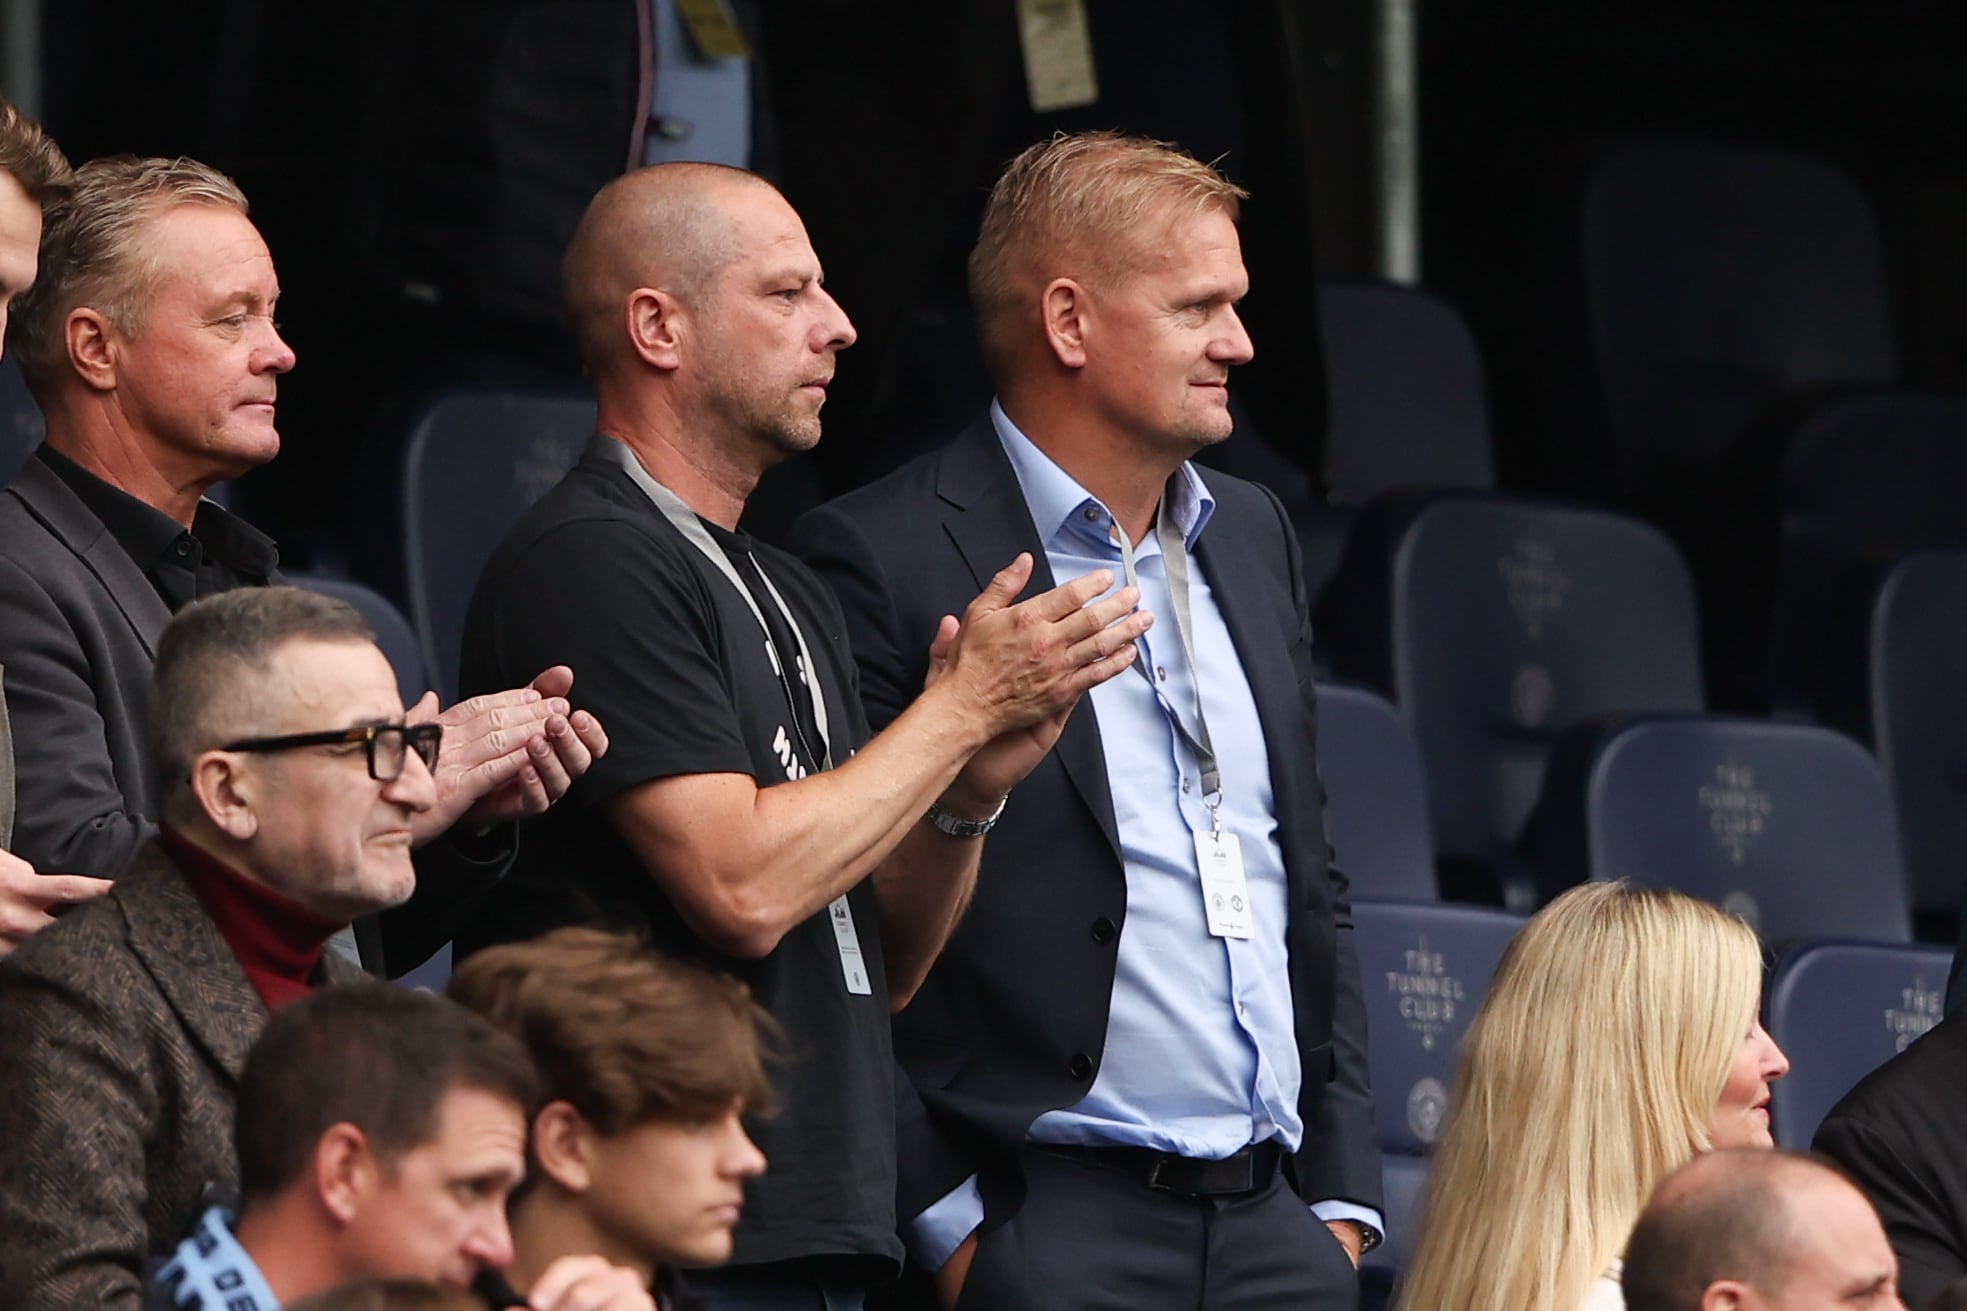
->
[1192,480,1315,911]
[122,844,268,1084]
[935,420,1122,859]
[8,455,174,657]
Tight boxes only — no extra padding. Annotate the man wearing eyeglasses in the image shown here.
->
[0,153,609,973]
[0,585,493,1311]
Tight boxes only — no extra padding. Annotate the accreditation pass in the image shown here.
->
[1196,831,1252,939]
[828,895,873,994]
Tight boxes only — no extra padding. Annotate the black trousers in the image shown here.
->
[953,1147,1362,1311]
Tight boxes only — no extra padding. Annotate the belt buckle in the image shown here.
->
[1144,1156,1171,1193]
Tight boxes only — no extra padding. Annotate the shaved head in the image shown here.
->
[1625,1150,1902,1311]
[561,162,775,374]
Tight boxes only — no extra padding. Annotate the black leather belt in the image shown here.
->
[1035,1140,1285,1198]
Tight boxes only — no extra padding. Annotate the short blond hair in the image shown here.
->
[1396,882,1765,1311]
[968,131,1247,381]
[10,154,249,399]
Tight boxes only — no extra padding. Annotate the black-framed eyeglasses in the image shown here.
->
[220,723,444,782]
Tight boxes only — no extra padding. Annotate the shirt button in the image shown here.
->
[1236,1001,1248,1018]
[1181,778,1192,794]
[173,540,192,557]
[1068,1052,1095,1080]
[1082,506,1100,523]
[1156,666,1168,682]
[1089,916,1117,945]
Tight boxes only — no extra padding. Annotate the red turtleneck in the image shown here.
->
[160,824,346,1011]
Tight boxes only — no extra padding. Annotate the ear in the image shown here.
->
[531,1100,598,1194]
[315,1123,376,1225]
[1701,1279,1751,1311]
[1040,278,1089,369]
[190,749,260,841]
[626,287,686,371]
[65,307,120,393]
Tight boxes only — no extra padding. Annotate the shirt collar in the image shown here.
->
[989,399,1215,554]
[35,444,280,581]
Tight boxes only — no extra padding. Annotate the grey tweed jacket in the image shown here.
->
[0,840,361,1311]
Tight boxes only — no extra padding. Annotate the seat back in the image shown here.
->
[400,389,596,700]
[1353,900,1524,1274]
[1315,682,1437,901]
[1333,492,1704,864]
[1538,715,1911,942]
[1317,282,1495,506]
[1766,939,1949,1148]
[1867,552,1967,914]
[1571,135,1894,500]
[288,572,431,708]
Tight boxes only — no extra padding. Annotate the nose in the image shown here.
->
[724,1121,768,1181]
[463,1211,516,1273]
[257,319,297,375]
[1764,1029,1791,1080]
[1213,304,1255,367]
[384,736,440,813]
[815,285,857,352]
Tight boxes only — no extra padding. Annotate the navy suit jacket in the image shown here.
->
[787,416,1380,1230]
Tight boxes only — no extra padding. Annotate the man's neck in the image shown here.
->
[596,390,762,532]
[45,416,209,530]
[507,1189,656,1293]
[998,396,1183,546]
[231,1203,350,1309]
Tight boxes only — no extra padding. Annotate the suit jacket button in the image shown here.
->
[1090,917,1116,944]
[1068,1053,1094,1079]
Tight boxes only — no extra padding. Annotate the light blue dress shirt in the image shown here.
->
[908,403,1382,1267]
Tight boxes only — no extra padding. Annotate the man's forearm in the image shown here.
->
[613,680,996,959]
[872,816,986,1010]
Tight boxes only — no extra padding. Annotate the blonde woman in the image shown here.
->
[1394,881,1790,1311]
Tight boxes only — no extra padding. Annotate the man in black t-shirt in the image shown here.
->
[459,164,1152,1310]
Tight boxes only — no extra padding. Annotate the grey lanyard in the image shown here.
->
[605,439,833,768]
[1113,489,1224,831]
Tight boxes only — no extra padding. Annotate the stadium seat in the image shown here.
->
[1862,552,1967,927]
[399,389,596,701]
[1545,135,1895,506]
[1315,682,1437,901]
[287,571,432,709]
[1326,491,1703,902]
[1530,714,1912,943]
[1353,899,1524,1280]
[0,354,44,487]
[1317,281,1495,507]
[1766,938,1949,1149]
[1773,395,1967,710]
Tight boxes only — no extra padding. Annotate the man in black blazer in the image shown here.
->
[0,153,607,970]
[789,133,1379,1310]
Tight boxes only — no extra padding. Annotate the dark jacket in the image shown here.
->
[0,841,363,1311]
[786,416,1381,1231]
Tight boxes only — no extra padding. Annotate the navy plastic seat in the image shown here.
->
[1327,492,1704,895]
[1551,135,1895,504]
[1531,715,1911,943]
[1352,900,1524,1278]
[287,572,432,709]
[0,354,44,487]
[1314,682,1437,901]
[1317,281,1494,507]
[1766,939,1949,1149]
[400,389,596,701]
[1863,553,1967,924]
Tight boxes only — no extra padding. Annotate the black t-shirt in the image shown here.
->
[458,440,900,1279]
